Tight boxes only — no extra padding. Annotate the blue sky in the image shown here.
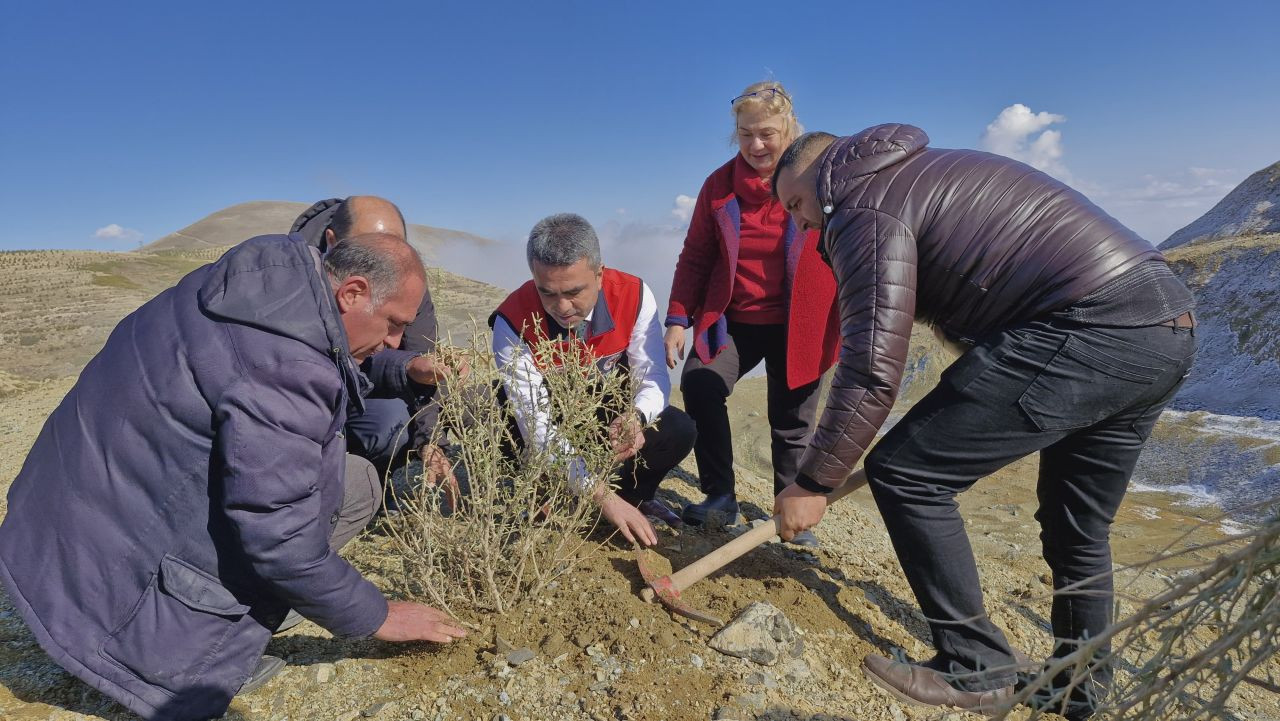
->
[3,0,1278,292]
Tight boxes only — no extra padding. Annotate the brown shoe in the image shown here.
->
[862,654,1014,716]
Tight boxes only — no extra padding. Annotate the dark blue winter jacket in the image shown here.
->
[0,234,391,719]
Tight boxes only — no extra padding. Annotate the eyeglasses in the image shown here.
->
[730,87,791,105]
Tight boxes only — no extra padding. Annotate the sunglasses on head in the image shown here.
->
[730,87,791,105]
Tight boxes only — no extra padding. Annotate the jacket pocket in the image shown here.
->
[99,555,249,690]
[1018,334,1167,432]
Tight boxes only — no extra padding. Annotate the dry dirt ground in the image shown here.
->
[0,249,1276,721]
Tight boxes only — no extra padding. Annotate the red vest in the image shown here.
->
[490,268,643,372]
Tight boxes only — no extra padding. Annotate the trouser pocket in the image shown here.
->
[99,555,250,691]
[1018,333,1172,432]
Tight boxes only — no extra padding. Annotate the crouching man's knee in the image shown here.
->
[330,454,382,551]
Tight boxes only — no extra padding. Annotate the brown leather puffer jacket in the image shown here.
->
[799,123,1161,488]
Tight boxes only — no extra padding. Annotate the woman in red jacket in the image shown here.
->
[664,81,839,540]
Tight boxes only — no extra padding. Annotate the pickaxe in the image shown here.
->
[636,469,867,625]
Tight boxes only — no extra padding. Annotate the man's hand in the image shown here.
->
[373,600,467,643]
[595,489,657,547]
[406,352,471,386]
[608,412,646,462]
[663,326,686,369]
[773,483,830,542]
[419,443,460,512]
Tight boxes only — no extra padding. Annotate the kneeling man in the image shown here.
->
[491,213,696,545]
[0,232,466,720]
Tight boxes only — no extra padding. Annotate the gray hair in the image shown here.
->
[323,233,423,307]
[527,213,602,270]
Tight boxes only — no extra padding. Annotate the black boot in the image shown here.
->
[682,493,741,527]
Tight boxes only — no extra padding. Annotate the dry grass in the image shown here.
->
[997,505,1280,720]
[380,327,639,617]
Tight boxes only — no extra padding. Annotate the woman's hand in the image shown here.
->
[663,326,686,369]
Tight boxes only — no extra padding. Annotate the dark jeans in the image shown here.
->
[346,398,412,475]
[681,321,821,497]
[864,319,1196,702]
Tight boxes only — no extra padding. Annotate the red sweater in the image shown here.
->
[728,159,788,323]
[666,155,840,389]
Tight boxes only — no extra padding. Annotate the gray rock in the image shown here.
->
[732,691,766,708]
[505,647,537,666]
[708,601,803,665]
[713,707,745,720]
[690,653,705,669]
[361,702,395,717]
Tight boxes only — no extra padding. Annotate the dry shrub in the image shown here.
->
[999,507,1280,720]
[381,327,637,617]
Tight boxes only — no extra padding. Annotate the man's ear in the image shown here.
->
[324,228,337,247]
[334,276,372,313]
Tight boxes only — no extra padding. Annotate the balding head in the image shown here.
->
[326,196,408,247]
[772,131,837,232]
[325,232,427,360]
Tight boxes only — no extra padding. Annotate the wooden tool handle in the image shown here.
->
[641,469,867,602]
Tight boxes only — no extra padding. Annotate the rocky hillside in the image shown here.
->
[142,200,497,263]
[1159,162,1280,420]
[1162,161,1280,249]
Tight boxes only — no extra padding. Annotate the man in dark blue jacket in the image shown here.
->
[0,232,467,720]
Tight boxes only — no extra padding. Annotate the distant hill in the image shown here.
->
[1162,161,1280,249]
[141,200,498,261]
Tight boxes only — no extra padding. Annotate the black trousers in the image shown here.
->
[499,384,696,505]
[681,321,821,497]
[864,319,1196,700]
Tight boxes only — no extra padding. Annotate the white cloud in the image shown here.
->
[980,104,1070,180]
[671,194,696,224]
[94,224,143,243]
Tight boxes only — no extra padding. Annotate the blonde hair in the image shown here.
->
[730,80,803,145]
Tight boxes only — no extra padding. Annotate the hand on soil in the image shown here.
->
[663,326,686,369]
[373,600,468,643]
[773,484,828,542]
[597,491,658,547]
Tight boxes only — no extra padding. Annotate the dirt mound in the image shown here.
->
[141,200,499,264]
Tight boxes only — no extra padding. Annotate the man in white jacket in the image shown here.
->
[489,213,695,545]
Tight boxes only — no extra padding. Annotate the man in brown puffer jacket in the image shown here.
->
[771,124,1197,719]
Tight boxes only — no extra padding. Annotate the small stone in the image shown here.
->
[733,692,766,708]
[889,704,907,721]
[498,691,511,706]
[713,707,745,720]
[493,715,512,721]
[495,636,515,655]
[629,617,640,628]
[708,602,802,665]
[411,711,426,721]
[434,697,447,708]
[690,653,704,669]
[312,663,335,684]
[595,669,607,682]
[361,702,394,717]
[336,712,360,721]
[505,647,537,666]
